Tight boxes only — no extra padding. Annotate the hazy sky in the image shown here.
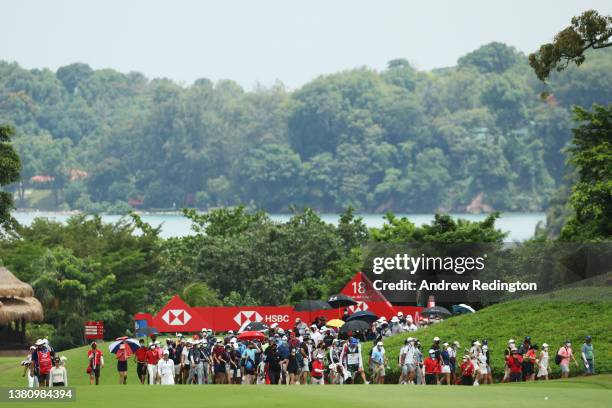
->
[1,0,611,89]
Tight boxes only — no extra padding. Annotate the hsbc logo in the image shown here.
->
[234,310,263,330]
[348,301,369,313]
[162,309,192,326]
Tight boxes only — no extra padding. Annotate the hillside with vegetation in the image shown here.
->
[2,43,611,213]
[363,284,612,382]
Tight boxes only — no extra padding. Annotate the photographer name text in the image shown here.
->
[373,279,538,293]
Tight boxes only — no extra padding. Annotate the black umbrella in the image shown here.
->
[294,300,332,312]
[421,306,452,317]
[327,294,357,308]
[346,310,379,323]
[244,321,269,332]
[339,319,370,333]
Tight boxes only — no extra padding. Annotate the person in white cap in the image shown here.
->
[310,325,323,346]
[158,350,175,385]
[399,337,417,384]
[537,343,550,380]
[145,343,160,384]
[22,345,39,388]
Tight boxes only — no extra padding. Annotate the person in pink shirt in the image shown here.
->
[557,339,578,378]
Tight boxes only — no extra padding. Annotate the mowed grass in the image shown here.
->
[0,376,611,408]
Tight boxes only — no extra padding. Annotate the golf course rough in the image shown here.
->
[0,377,610,408]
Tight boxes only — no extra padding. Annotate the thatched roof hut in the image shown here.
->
[0,267,43,327]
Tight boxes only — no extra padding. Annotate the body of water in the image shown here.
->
[12,211,545,241]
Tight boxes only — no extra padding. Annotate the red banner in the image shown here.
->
[134,272,421,333]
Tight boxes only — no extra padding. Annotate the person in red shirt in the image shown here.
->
[36,344,53,387]
[460,355,474,385]
[134,339,147,384]
[506,348,523,382]
[87,342,104,385]
[145,344,160,384]
[310,355,324,384]
[524,345,537,382]
[424,349,440,385]
[116,344,129,384]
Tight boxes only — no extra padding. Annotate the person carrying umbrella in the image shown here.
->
[116,344,129,384]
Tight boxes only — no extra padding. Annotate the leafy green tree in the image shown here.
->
[529,10,612,81]
[459,42,524,74]
[56,63,94,93]
[559,105,612,240]
[0,125,21,235]
[182,282,221,306]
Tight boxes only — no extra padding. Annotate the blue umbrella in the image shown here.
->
[108,338,140,354]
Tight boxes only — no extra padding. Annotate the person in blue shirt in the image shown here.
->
[241,342,258,384]
[581,336,595,375]
[277,336,290,384]
[371,341,387,384]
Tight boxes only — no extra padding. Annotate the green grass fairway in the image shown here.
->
[0,376,610,408]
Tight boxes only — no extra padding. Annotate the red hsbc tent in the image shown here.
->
[134,272,421,334]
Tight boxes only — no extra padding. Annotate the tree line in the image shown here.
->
[1,42,611,213]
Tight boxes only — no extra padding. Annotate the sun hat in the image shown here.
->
[473,340,481,346]
[428,349,435,354]
[433,336,440,342]
[442,342,449,347]
[377,341,384,347]
[542,343,549,348]
[508,339,515,344]
[35,339,44,346]
[453,341,460,347]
